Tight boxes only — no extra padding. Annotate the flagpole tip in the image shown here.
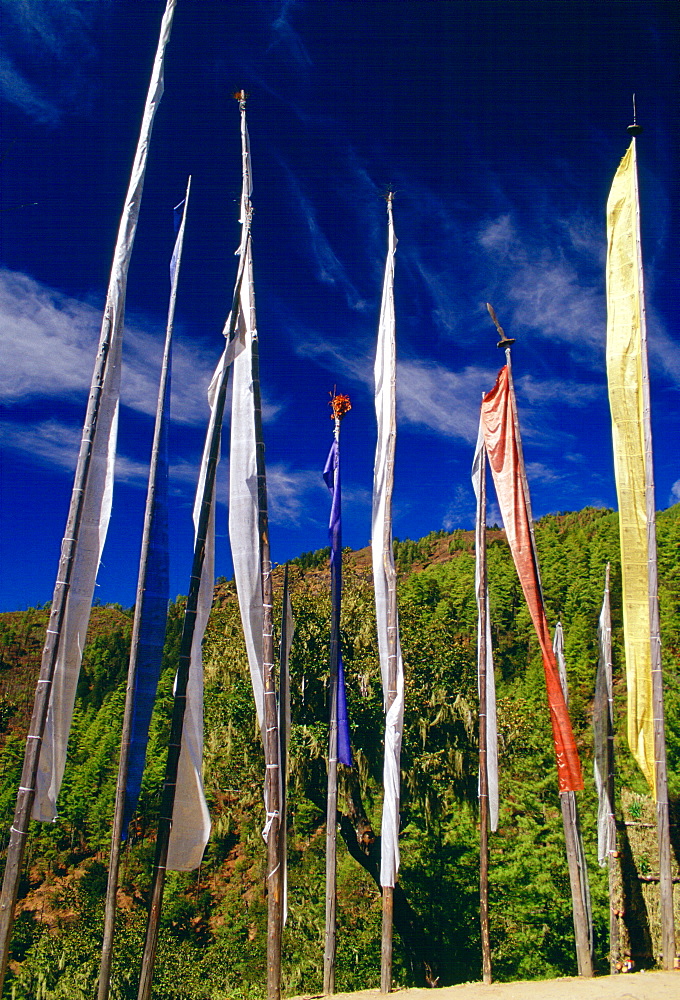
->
[628,94,643,136]
[486,302,515,349]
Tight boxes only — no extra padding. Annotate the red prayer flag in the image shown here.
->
[481,366,583,793]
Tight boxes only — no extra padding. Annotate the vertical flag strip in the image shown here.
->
[372,194,403,889]
[229,97,264,734]
[33,344,120,821]
[471,424,499,832]
[121,188,189,836]
[480,366,583,793]
[593,565,615,867]
[553,622,594,961]
[164,359,222,870]
[32,0,177,823]
[323,421,353,767]
[605,141,655,793]
[98,184,188,1000]
[553,622,569,708]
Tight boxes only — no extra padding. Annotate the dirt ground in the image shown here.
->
[294,971,680,1000]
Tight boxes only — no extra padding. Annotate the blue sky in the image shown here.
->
[0,0,678,611]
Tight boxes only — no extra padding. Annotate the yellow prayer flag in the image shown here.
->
[605,141,655,794]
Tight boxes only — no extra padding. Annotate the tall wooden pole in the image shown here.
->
[257,362,282,1000]
[234,90,283,1000]
[136,227,251,1000]
[476,443,492,985]
[629,118,676,969]
[98,178,191,1000]
[279,565,291,932]
[599,563,620,972]
[0,4,177,992]
[487,304,593,978]
[323,413,342,996]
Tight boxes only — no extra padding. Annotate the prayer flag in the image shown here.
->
[372,195,404,888]
[471,423,499,832]
[605,141,655,793]
[480,366,583,793]
[323,440,352,766]
[32,0,176,821]
[593,565,615,866]
[121,194,190,836]
[229,102,265,733]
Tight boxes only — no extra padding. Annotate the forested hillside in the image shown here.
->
[0,505,679,999]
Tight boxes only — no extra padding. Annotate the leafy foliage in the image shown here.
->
[0,505,679,996]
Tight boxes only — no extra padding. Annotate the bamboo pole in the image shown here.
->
[324,412,342,996]
[279,565,291,932]
[235,89,283,1000]
[136,225,251,1000]
[257,364,282,1000]
[487,304,593,977]
[477,443,492,985]
[629,124,676,968]
[98,178,191,1000]
[0,3,177,991]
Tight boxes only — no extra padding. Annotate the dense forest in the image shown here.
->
[0,504,679,999]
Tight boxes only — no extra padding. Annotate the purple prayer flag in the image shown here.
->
[323,439,352,766]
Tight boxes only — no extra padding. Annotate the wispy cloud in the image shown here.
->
[478,212,606,351]
[280,165,367,311]
[268,0,312,67]
[266,463,322,525]
[0,419,81,472]
[397,360,493,442]
[0,53,60,124]
[524,461,562,485]
[0,0,99,123]
[0,267,281,426]
[516,373,600,407]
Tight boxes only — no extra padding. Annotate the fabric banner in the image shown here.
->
[229,104,264,734]
[471,423,499,832]
[606,141,655,793]
[323,439,352,766]
[33,0,177,822]
[480,365,583,793]
[372,197,404,888]
[553,622,569,708]
[593,566,616,866]
[122,192,189,837]
[166,353,228,870]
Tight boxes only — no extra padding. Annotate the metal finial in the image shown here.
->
[486,302,515,349]
[627,94,643,136]
[234,89,248,110]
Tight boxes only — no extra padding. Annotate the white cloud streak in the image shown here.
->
[0,267,281,426]
[0,0,99,123]
[268,0,312,67]
[281,166,366,311]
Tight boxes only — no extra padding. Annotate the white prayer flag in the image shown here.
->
[229,102,265,733]
[33,0,176,821]
[471,423,499,833]
[372,196,404,889]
